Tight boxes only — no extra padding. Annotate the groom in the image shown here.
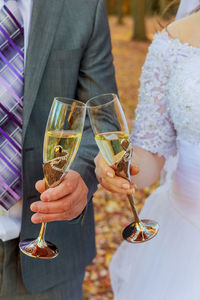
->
[0,0,117,299]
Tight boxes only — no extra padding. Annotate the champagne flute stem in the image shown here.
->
[127,194,140,224]
[37,223,47,247]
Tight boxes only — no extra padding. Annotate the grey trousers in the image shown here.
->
[0,239,85,300]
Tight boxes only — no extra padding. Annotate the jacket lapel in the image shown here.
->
[22,0,65,142]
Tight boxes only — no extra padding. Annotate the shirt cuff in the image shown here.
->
[67,207,86,225]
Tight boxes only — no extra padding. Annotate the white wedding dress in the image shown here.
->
[110,31,200,300]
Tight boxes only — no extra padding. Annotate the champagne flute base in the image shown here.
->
[19,239,59,259]
[122,219,159,243]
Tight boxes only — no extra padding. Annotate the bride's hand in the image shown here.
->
[94,152,139,194]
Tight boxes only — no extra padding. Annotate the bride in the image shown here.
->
[94,0,200,299]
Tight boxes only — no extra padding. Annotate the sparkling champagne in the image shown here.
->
[43,130,82,186]
[95,131,130,166]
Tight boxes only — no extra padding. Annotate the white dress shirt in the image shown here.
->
[0,0,33,241]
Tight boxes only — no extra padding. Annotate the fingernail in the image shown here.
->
[127,189,135,195]
[122,183,130,189]
[130,182,137,189]
[106,171,114,178]
[31,215,42,223]
[30,203,36,211]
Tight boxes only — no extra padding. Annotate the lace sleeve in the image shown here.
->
[131,33,177,159]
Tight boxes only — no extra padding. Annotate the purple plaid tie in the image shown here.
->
[0,0,24,210]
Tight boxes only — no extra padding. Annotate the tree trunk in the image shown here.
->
[132,0,147,41]
[117,0,124,24]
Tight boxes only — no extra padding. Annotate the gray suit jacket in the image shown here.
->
[20,0,117,293]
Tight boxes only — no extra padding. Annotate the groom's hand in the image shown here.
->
[31,170,88,223]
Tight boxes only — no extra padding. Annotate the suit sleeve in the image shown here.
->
[71,0,118,205]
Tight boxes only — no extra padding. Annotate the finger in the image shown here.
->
[31,201,84,223]
[101,176,135,195]
[31,212,66,223]
[31,190,84,214]
[94,153,115,179]
[96,175,103,185]
[35,179,46,193]
[30,199,66,214]
[31,179,87,214]
[130,164,140,176]
[40,171,79,202]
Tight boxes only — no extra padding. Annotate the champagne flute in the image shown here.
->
[87,93,159,243]
[19,97,86,258]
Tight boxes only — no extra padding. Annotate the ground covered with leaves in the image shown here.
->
[83,16,162,300]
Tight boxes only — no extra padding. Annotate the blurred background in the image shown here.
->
[83,1,179,299]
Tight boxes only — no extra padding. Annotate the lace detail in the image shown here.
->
[131,31,200,158]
